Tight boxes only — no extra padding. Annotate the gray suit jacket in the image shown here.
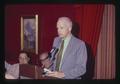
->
[51,35,87,79]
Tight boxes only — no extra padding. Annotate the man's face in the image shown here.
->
[19,53,29,64]
[57,20,71,38]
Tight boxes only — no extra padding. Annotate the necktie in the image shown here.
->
[55,40,64,71]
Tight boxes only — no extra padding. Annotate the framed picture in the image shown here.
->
[21,14,38,54]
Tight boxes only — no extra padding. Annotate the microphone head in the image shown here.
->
[48,47,57,58]
[48,47,59,61]
[50,47,56,53]
[51,47,59,61]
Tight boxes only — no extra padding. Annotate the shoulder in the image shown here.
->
[54,36,60,41]
[53,36,61,44]
[52,36,61,47]
[72,35,85,46]
[12,63,19,67]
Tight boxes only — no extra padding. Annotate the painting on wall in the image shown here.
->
[21,14,38,54]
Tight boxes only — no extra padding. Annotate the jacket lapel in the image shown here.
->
[60,35,74,67]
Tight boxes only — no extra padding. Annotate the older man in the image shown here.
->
[5,51,30,79]
[46,17,87,79]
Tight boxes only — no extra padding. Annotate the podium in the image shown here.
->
[19,64,58,79]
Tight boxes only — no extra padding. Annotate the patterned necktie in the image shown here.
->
[55,40,64,71]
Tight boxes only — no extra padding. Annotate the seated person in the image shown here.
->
[5,51,30,79]
[39,52,55,77]
[39,52,52,69]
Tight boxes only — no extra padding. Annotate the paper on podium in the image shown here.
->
[43,68,52,73]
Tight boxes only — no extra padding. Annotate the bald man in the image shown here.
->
[46,17,87,79]
[39,52,52,69]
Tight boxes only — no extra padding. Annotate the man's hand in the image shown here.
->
[46,71,65,78]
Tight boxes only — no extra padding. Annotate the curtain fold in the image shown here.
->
[94,4,115,79]
[74,4,104,79]
[74,4,104,57]
[74,4,115,79]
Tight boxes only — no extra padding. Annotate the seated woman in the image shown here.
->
[5,51,30,79]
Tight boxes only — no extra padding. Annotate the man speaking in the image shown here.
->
[46,17,87,79]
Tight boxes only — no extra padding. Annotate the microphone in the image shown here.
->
[48,47,56,58]
[48,47,59,61]
[50,47,56,54]
[52,48,59,61]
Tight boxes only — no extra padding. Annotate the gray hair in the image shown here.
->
[57,17,72,29]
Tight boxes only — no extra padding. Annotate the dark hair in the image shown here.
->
[19,51,31,64]
[19,51,29,57]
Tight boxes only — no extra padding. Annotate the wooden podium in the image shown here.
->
[19,64,58,79]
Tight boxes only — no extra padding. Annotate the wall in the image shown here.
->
[5,4,76,65]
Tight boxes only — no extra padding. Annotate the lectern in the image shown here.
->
[19,64,58,79]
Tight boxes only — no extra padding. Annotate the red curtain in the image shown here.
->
[74,4,104,57]
[94,4,115,79]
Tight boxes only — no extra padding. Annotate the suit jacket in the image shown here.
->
[51,35,87,79]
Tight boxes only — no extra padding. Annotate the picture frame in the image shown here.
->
[20,14,38,54]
